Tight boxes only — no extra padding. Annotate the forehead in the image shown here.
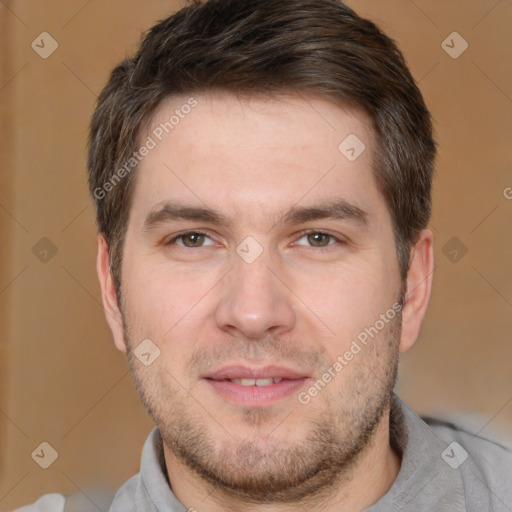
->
[144,91,374,158]
[131,92,387,229]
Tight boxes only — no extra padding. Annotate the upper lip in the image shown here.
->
[203,364,309,380]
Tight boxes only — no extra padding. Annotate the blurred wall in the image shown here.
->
[0,0,511,509]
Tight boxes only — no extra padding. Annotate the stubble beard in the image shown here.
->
[123,313,401,504]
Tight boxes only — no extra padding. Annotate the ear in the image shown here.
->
[399,229,434,353]
[96,233,128,353]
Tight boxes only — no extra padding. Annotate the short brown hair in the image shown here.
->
[88,0,436,298]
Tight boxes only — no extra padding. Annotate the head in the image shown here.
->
[91,0,435,504]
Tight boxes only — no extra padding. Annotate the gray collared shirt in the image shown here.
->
[14,396,512,511]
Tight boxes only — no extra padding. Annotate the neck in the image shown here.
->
[163,408,401,512]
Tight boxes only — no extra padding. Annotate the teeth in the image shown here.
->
[255,378,273,386]
[230,378,283,386]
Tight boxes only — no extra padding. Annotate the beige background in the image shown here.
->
[0,0,511,509]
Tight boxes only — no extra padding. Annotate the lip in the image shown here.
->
[202,364,311,408]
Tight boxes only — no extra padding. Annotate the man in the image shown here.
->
[15,0,512,511]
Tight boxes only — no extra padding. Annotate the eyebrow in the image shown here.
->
[279,200,369,228]
[142,199,369,233]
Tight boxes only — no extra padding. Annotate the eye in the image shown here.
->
[295,231,340,248]
[167,231,215,248]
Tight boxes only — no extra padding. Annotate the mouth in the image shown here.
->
[228,377,284,386]
[202,364,311,407]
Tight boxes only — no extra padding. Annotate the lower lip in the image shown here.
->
[204,378,309,407]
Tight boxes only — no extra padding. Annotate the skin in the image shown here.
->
[97,92,434,512]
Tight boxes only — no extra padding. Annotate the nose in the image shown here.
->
[214,248,296,340]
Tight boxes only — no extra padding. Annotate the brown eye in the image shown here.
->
[306,232,332,247]
[169,232,214,248]
[293,229,347,249]
[181,233,205,247]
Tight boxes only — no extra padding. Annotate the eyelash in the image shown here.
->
[165,229,344,248]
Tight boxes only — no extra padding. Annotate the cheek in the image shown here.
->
[120,262,207,345]
[288,262,391,340]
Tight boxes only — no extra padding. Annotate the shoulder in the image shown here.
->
[9,488,117,512]
[425,417,512,504]
[425,416,512,470]
[10,493,65,512]
[7,477,143,512]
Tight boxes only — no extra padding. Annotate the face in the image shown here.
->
[98,92,430,502]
